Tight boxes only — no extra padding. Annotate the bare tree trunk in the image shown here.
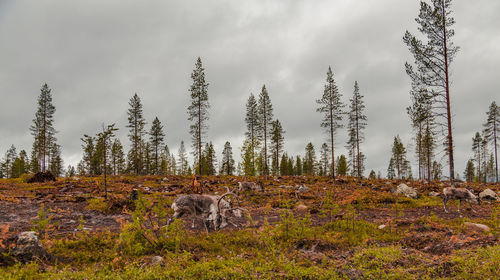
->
[494,118,498,183]
[442,0,455,184]
[198,96,202,177]
[355,102,361,178]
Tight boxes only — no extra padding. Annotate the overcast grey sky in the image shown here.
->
[0,0,499,177]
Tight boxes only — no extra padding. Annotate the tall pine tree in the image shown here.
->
[316,66,344,179]
[257,85,274,177]
[187,57,210,177]
[346,81,367,178]
[149,117,165,175]
[244,93,260,175]
[126,93,146,175]
[270,119,285,175]
[483,101,499,182]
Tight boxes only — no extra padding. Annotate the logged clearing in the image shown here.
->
[0,175,499,279]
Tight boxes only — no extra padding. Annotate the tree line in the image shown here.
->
[0,0,498,183]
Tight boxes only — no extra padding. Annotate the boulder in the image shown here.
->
[378,224,387,230]
[151,255,163,265]
[394,184,418,199]
[12,231,49,263]
[295,204,308,213]
[479,189,499,201]
[296,185,311,193]
[464,222,490,233]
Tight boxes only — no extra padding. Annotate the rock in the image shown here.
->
[151,255,163,265]
[296,185,311,192]
[12,231,49,263]
[464,222,490,233]
[429,191,441,197]
[394,184,418,199]
[479,189,499,201]
[378,224,386,230]
[162,177,169,182]
[295,204,308,212]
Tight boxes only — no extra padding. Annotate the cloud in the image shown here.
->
[0,0,499,178]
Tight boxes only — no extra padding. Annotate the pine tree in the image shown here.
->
[404,0,459,183]
[187,57,210,176]
[204,142,216,175]
[30,83,58,172]
[81,135,96,175]
[178,141,188,175]
[257,85,273,177]
[407,87,435,180]
[11,149,29,178]
[97,124,118,198]
[149,117,165,175]
[241,139,256,176]
[432,161,443,181]
[245,93,260,175]
[270,119,285,175]
[126,93,146,175]
[486,153,495,182]
[346,81,367,178]
[295,156,303,176]
[317,66,344,179]
[66,165,76,177]
[221,141,235,175]
[483,101,499,182]
[369,170,376,179]
[279,153,288,176]
[319,143,330,176]
[303,143,317,176]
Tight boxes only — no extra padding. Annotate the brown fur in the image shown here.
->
[442,187,480,213]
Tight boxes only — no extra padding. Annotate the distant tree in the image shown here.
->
[463,159,475,182]
[30,83,58,172]
[241,139,256,176]
[279,153,288,176]
[319,143,330,176]
[49,143,64,177]
[81,135,96,175]
[287,156,294,175]
[187,57,210,176]
[148,117,165,175]
[317,66,344,179]
[97,124,118,198]
[391,136,408,179]
[483,101,499,182]
[76,160,85,176]
[369,170,376,179]
[303,143,317,176]
[432,161,442,181]
[257,85,274,177]
[471,132,483,182]
[126,93,146,175]
[111,139,125,175]
[404,0,459,183]
[336,154,348,176]
[220,141,235,175]
[2,145,17,178]
[177,141,188,175]
[245,93,260,175]
[270,119,285,175]
[486,153,495,182]
[170,153,177,175]
[203,142,216,176]
[387,157,396,180]
[66,165,76,177]
[407,87,435,180]
[295,156,303,176]
[346,81,367,178]
[142,141,152,175]
[11,149,29,178]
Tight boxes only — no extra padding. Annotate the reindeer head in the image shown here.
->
[215,187,238,230]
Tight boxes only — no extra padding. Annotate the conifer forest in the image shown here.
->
[0,1,499,279]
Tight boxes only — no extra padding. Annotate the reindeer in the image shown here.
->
[237,181,263,193]
[167,188,244,232]
[443,186,481,213]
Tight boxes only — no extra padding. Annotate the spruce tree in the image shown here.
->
[97,124,118,198]
[472,132,483,182]
[346,81,367,178]
[2,145,17,178]
[187,57,210,176]
[391,136,408,179]
[221,141,235,175]
[387,158,396,180]
[111,139,125,175]
[49,143,63,177]
[295,156,302,176]
[149,117,165,175]
[404,0,459,183]
[126,93,146,175]
[241,139,256,176]
[270,119,285,175]
[336,154,348,176]
[316,66,344,179]
[463,159,475,182]
[30,83,57,172]
[257,85,273,177]
[483,101,499,182]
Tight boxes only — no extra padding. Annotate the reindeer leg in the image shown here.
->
[458,200,461,212]
[468,200,476,213]
[443,196,448,213]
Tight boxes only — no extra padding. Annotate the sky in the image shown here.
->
[0,0,499,177]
